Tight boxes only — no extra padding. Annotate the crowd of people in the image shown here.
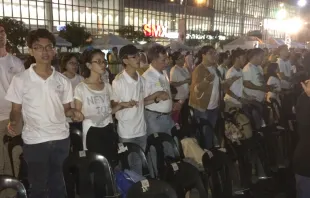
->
[0,24,310,198]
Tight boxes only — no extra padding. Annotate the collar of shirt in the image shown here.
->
[29,63,55,82]
[149,65,166,78]
[123,70,140,84]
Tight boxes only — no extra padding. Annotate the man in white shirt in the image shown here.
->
[143,45,174,134]
[243,48,274,129]
[277,45,292,90]
[0,24,24,198]
[5,29,83,198]
[224,49,250,110]
[112,45,167,175]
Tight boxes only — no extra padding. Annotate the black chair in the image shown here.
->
[118,142,150,177]
[63,151,120,198]
[3,135,23,177]
[146,133,208,198]
[127,179,177,198]
[0,175,27,198]
[69,123,83,152]
[170,127,185,159]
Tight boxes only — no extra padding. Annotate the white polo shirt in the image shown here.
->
[69,74,84,91]
[170,65,190,100]
[0,54,24,121]
[5,64,72,144]
[277,58,292,89]
[74,81,113,149]
[224,67,243,105]
[242,63,265,102]
[143,66,173,113]
[112,70,146,139]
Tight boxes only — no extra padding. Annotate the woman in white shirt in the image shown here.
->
[61,53,84,90]
[266,62,282,105]
[170,51,191,101]
[74,49,135,169]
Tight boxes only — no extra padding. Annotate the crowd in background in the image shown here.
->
[1,24,310,198]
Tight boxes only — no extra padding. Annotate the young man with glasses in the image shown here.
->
[112,45,167,175]
[5,29,84,198]
[0,24,24,198]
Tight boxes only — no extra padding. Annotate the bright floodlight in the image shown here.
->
[276,9,287,19]
[298,0,307,7]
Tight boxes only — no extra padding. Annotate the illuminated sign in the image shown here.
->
[143,24,167,37]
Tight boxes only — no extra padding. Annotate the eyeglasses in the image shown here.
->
[91,60,107,65]
[32,45,54,52]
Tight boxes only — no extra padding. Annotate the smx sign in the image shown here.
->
[143,24,168,38]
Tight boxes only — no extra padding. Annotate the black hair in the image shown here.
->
[266,62,279,80]
[195,45,214,66]
[119,44,139,67]
[24,56,36,69]
[147,45,166,62]
[112,47,118,51]
[81,48,104,78]
[230,49,245,64]
[60,53,79,72]
[26,29,56,48]
[218,52,228,65]
[171,51,182,65]
[247,48,264,61]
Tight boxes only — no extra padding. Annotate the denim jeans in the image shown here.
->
[296,174,310,198]
[23,138,70,198]
[194,108,219,149]
[120,135,147,175]
[145,110,175,178]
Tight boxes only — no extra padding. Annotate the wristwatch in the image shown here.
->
[154,97,159,103]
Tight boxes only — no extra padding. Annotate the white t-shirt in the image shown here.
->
[69,74,84,91]
[74,82,113,149]
[112,70,146,139]
[170,65,190,100]
[267,76,281,104]
[143,66,173,113]
[242,63,265,102]
[5,64,72,144]
[218,65,228,80]
[277,58,292,89]
[101,70,110,84]
[0,54,24,121]
[224,67,243,105]
[207,66,220,110]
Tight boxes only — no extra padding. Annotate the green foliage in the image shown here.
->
[0,17,29,53]
[59,22,91,48]
[116,25,151,43]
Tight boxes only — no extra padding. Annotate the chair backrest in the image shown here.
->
[127,179,177,198]
[170,127,185,159]
[0,175,27,198]
[146,133,181,161]
[118,142,150,177]
[64,151,120,197]
[69,127,83,152]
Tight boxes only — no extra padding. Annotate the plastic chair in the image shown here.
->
[63,151,120,198]
[127,179,177,198]
[146,133,208,198]
[0,175,27,198]
[3,135,23,177]
[118,142,150,177]
[69,123,83,152]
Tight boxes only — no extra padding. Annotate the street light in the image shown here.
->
[298,0,307,7]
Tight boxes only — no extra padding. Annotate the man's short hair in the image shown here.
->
[147,45,166,62]
[27,29,56,48]
[119,44,139,66]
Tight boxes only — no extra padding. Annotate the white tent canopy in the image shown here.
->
[91,34,134,49]
[224,36,263,51]
[166,40,192,51]
[55,36,72,47]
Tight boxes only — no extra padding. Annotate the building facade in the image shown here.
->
[0,0,298,44]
